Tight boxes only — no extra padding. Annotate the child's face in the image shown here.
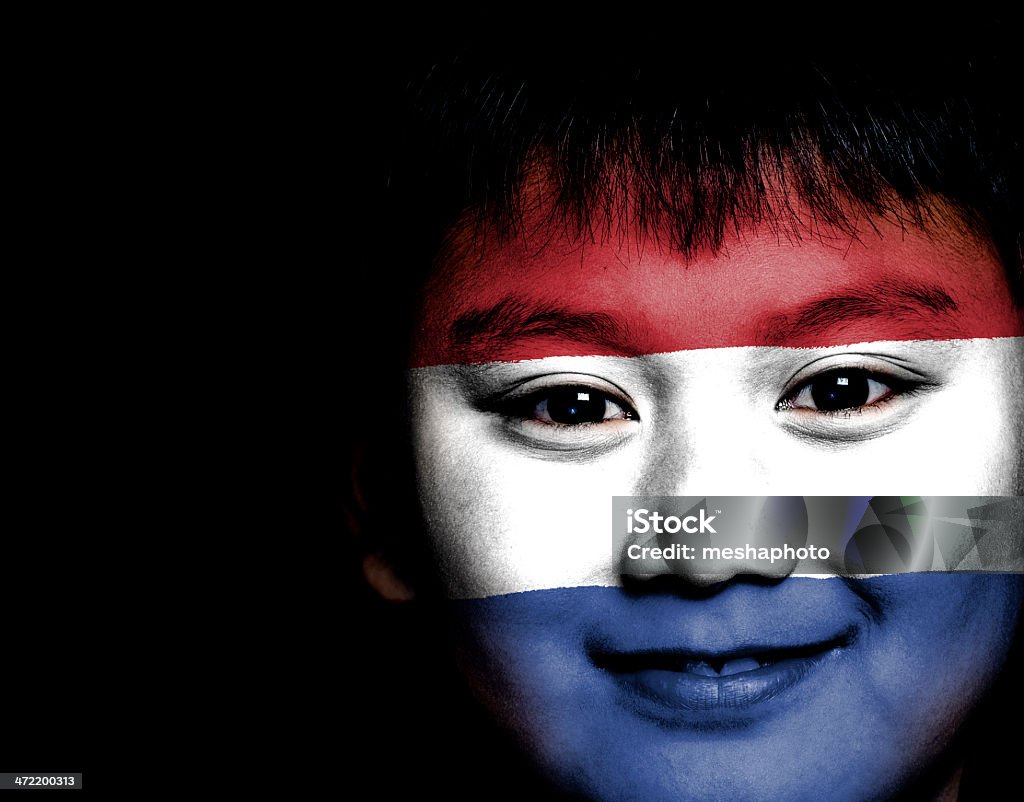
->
[403,211,1024,801]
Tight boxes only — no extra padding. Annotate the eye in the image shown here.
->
[477,375,641,455]
[526,386,636,425]
[780,368,901,413]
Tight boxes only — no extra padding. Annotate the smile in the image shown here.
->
[591,636,852,720]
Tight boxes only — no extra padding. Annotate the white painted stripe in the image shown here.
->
[407,337,1023,598]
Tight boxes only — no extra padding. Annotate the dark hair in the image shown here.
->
[355,19,1021,316]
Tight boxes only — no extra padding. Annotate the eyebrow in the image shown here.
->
[446,279,961,362]
[756,280,960,344]
[450,298,638,360]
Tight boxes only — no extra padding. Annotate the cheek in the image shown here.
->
[862,341,1024,494]
[859,574,1023,726]
[409,377,636,598]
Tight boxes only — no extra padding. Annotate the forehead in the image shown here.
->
[411,211,1022,367]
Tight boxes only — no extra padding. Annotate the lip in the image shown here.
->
[591,635,851,722]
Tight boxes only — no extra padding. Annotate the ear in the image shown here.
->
[346,442,417,601]
[361,551,416,601]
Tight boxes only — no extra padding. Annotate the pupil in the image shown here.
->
[810,371,870,411]
[547,389,607,424]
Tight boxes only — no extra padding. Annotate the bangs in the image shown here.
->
[378,26,1021,297]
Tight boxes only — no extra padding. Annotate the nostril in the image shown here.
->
[619,571,789,599]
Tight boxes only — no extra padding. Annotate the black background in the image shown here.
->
[7,9,1020,798]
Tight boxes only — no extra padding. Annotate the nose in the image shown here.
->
[617,496,807,587]
[622,350,806,586]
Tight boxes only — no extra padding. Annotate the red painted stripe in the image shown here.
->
[409,220,1022,367]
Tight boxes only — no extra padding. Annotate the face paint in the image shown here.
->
[411,214,1021,367]
[405,214,1024,801]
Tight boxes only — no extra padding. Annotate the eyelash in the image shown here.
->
[483,364,928,434]
[776,368,924,417]
[492,384,639,427]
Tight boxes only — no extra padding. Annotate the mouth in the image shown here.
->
[590,635,852,720]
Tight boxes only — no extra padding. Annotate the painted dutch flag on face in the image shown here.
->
[401,212,1024,800]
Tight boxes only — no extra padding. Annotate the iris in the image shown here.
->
[809,370,871,411]
[544,389,611,424]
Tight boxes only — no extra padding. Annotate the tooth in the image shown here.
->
[686,660,720,677]
[718,657,762,676]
